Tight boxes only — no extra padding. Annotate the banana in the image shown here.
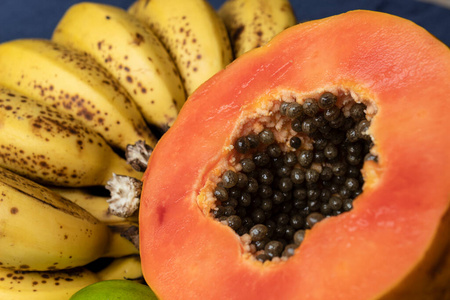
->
[103,224,140,258]
[97,256,143,282]
[128,0,233,95]
[218,0,297,57]
[0,267,100,300]
[0,38,157,151]
[49,187,138,224]
[52,2,186,132]
[0,166,111,271]
[0,87,141,187]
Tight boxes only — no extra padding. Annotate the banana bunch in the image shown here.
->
[0,86,143,297]
[218,0,297,57]
[52,2,186,132]
[0,166,139,271]
[0,166,142,298]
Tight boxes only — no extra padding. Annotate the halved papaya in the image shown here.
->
[139,10,450,300]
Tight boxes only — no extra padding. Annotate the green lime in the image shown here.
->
[70,280,158,299]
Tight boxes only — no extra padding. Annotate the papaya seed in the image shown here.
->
[209,92,376,261]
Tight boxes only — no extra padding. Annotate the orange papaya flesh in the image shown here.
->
[140,10,450,300]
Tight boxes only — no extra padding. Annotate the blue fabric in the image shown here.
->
[0,0,449,46]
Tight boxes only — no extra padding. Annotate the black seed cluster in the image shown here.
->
[210,92,376,262]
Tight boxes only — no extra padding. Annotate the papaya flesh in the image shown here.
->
[140,10,450,300]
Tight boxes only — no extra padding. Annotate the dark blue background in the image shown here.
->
[0,0,449,46]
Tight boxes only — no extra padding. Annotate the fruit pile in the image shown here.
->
[0,0,297,298]
[2,0,450,299]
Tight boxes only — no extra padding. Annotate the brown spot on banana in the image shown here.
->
[76,107,95,121]
[97,40,104,50]
[132,32,145,45]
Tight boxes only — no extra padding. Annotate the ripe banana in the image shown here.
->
[97,256,143,282]
[103,224,140,258]
[128,0,233,95]
[0,38,157,151]
[218,0,297,57]
[0,87,141,187]
[49,187,139,224]
[0,267,100,300]
[0,166,111,271]
[52,2,186,132]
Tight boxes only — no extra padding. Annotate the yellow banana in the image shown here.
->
[0,267,100,300]
[52,2,186,132]
[218,0,297,57]
[129,0,233,95]
[49,187,139,224]
[0,166,110,271]
[0,38,157,151]
[103,224,140,258]
[97,256,143,282]
[0,87,141,187]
